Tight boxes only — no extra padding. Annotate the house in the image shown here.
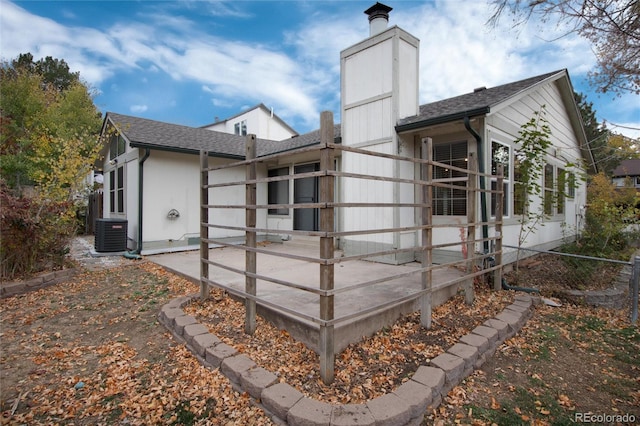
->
[97,112,327,254]
[97,2,592,262]
[612,159,640,189]
[201,103,298,141]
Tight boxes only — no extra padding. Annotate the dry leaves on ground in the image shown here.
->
[184,282,514,404]
[1,262,274,425]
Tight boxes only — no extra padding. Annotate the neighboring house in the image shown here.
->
[98,2,592,262]
[612,159,640,189]
[201,103,298,141]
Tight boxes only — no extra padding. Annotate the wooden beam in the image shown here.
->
[494,164,504,291]
[318,111,335,385]
[200,150,210,300]
[465,151,477,305]
[245,135,257,335]
[420,137,433,329]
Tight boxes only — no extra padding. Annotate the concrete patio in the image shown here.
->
[149,238,467,354]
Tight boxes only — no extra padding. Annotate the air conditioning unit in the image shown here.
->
[95,218,128,252]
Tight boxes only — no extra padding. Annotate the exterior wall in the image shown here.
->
[485,79,588,262]
[103,149,267,254]
[141,151,200,252]
[130,151,268,254]
[613,176,640,188]
[203,106,297,141]
[102,132,140,250]
[340,26,420,264]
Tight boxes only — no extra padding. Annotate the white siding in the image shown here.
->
[203,106,296,141]
[140,151,267,253]
[341,142,395,246]
[398,38,419,119]
[340,26,420,262]
[343,38,393,106]
[344,98,394,145]
[487,79,588,251]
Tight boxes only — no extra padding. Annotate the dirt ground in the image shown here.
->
[1,251,638,425]
[0,262,270,425]
[430,255,640,425]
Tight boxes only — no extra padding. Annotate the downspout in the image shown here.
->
[125,147,150,259]
[464,116,540,294]
[464,116,489,254]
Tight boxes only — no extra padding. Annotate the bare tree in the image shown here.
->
[488,0,640,95]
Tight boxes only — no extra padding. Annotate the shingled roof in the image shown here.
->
[397,70,563,130]
[612,159,640,178]
[104,112,340,159]
[104,69,570,159]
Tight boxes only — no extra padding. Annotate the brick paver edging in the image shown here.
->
[0,269,76,299]
[158,293,539,425]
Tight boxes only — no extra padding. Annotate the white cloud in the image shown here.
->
[130,104,148,113]
[0,1,125,83]
[391,1,595,103]
[0,0,634,135]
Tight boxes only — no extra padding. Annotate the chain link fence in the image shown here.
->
[501,245,639,322]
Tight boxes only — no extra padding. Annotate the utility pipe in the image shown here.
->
[125,147,150,259]
[464,116,489,254]
[463,117,540,294]
[502,277,540,294]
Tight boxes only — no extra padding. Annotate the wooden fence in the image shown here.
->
[199,111,504,383]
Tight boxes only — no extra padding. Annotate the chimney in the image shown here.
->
[364,2,392,37]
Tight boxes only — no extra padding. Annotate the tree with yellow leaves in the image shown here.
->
[582,172,639,257]
[1,53,102,278]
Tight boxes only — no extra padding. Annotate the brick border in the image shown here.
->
[158,294,539,425]
[0,269,76,299]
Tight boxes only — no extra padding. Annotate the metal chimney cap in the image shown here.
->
[364,2,393,22]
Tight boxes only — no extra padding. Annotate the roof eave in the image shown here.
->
[261,136,342,157]
[395,107,490,133]
[129,141,245,160]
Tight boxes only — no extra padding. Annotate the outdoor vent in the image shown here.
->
[95,218,128,252]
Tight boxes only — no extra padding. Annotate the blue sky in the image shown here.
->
[1,0,639,140]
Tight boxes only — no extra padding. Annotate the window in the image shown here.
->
[567,172,576,198]
[490,142,510,217]
[557,168,566,215]
[513,151,526,216]
[234,120,247,136]
[544,163,554,216]
[268,167,289,215]
[109,166,125,214]
[109,133,126,160]
[433,141,467,215]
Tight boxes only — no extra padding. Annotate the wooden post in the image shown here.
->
[494,164,504,291]
[465,152,477,305]
[319,111,335,384]
[245,135,257,335]
[420,137,433,329]
[200,150,210,300]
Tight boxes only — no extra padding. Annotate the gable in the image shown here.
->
[489,72,593,173]
[396,70,594,174]
[201,103,298,141]
[396,71,560,131]
[489,80,580,159]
